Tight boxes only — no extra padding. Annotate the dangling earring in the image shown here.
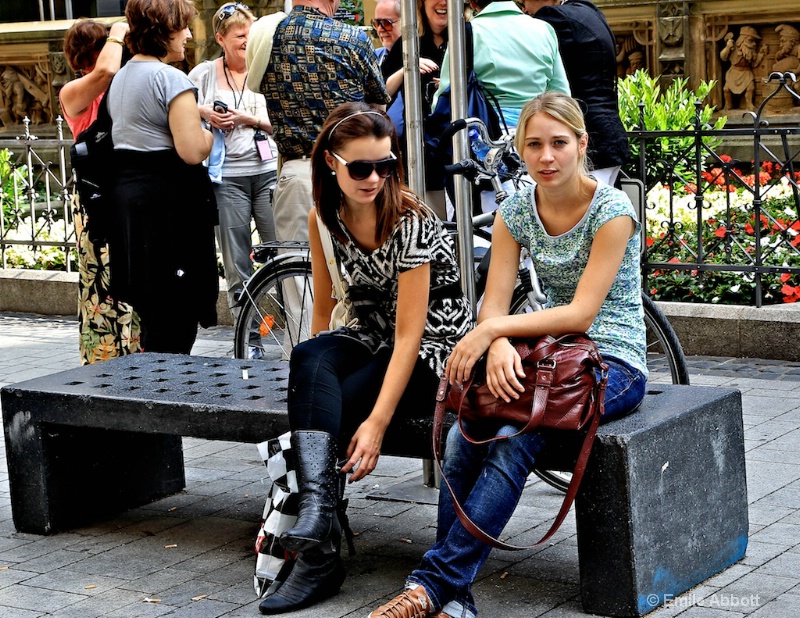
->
[331,170,336,176]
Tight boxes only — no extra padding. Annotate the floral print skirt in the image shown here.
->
[76,211,142,365]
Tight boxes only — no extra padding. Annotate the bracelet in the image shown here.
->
[106,36,125,46]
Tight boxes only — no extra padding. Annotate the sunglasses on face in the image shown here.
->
[215,3,248,33]
[371,18,399,32]
[331,151,398,181]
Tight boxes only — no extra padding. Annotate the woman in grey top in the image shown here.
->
[106,0,218,354]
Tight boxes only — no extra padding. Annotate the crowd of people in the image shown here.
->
[61,1,644,617]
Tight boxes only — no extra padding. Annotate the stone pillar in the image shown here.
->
[657,0,690,85]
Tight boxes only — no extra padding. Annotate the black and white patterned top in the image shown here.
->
[330,207,474,376]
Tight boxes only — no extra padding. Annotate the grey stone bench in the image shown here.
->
[1,352,748,617]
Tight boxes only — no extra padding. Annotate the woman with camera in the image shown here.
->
[106,0,218,354]
[189,3,278,357]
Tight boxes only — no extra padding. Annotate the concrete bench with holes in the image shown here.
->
[1,352,747,617]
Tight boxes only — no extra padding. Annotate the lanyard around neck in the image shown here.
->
[222,57,247,110]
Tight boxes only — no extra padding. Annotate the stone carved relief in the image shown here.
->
[0,62,53,129]
[616,35,644,78]
[720,26,766,111]
[774,24,800,79]
[659,16,684,47]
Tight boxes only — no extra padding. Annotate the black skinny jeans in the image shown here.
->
[288,334,440,449]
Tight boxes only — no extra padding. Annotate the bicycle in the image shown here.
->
[232,239,313,361]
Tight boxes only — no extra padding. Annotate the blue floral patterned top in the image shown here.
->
[500,182,648,377]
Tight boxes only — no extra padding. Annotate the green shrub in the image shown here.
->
[618,71,727,190]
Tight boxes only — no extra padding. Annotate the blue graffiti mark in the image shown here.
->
[636,534,748,614]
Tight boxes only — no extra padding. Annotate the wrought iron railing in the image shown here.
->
[1,73,799,306]
[0,117,76,271]
[626,72,800,306]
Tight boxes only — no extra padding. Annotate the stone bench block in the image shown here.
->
[575,385,747,616]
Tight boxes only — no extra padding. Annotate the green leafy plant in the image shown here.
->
[618,71,727,190]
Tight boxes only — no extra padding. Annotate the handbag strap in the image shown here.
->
[315,213,347,302]
[433,369,608,550]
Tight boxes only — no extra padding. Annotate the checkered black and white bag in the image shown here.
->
[253,432,299,598]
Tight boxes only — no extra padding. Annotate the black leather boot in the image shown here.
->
[280,430,342,553]
[257,545,346,615]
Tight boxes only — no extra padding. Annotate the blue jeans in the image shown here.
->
[408,356,646,618]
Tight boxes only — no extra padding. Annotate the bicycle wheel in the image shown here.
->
[641,293,690,385]
[509,285,691,492]
[233,258,314,361]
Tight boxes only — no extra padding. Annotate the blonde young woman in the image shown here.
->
[189,3,278,357]
[368,92,647,618]
[60,19,142,364]
[257,101,472,615]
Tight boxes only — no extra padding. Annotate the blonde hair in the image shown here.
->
[515,92,591,177]
[213,2,255,37]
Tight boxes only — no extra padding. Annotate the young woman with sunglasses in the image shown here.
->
[257,101,473,615]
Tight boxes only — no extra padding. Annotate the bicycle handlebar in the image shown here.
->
[442,117,511,152]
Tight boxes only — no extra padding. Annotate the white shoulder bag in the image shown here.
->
[315,214,358,329]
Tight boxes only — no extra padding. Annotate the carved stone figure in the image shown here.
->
[720,26,766,111]
[0,68,28,126]
[774,24,800,81]
[627,50,645,76]
[615,35,639,79]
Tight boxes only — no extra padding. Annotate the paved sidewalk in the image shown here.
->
[0,313,798,618]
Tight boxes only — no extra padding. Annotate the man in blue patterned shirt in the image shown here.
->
[261,0,390,247]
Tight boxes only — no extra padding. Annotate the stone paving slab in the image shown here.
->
[0,312,799,617]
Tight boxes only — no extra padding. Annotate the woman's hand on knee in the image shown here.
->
[342,419,385,483]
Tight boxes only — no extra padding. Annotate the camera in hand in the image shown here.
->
[213,100,228,113]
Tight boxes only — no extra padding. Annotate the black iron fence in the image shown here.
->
[0,117,75,271]
[1,73,799,306]
[626,72,800,306]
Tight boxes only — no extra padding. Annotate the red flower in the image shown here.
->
[715,226,727,238]
[745,222,755,234]
[781,273,792,283]
[650,288,658,296]
[646,237,654,247]
[781,284,800,303]
[720,154,732,163]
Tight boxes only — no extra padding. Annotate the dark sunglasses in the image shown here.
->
[331,151,398,181]
[215,3,248,33]
[371,18,399,32]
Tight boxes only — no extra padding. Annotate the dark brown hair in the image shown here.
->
[311,101,429,246]
[125,0,197,57]
[63,19,108,73]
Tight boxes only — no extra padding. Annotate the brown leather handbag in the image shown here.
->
[433,333,608,549]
